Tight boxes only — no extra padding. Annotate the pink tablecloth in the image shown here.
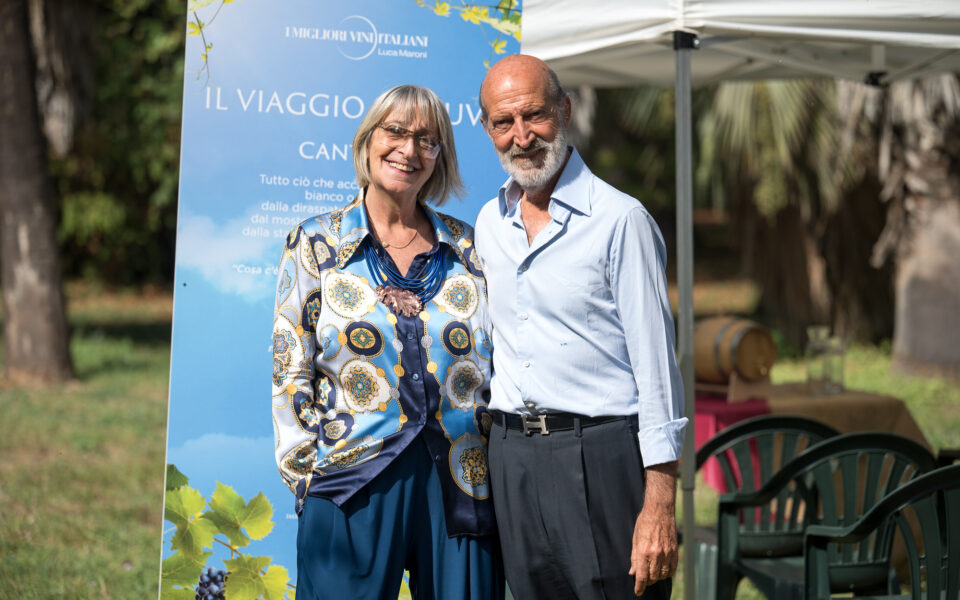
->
[694,393,769,492]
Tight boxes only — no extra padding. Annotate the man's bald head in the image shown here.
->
[478,54,572,192]
[479,54,567,121]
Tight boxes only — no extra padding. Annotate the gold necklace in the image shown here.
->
[380,228,418,249]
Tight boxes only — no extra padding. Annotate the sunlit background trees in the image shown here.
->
[3,1,959,382]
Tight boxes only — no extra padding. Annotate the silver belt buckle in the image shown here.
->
[521,414,550,436]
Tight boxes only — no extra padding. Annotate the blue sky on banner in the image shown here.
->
[165,0,521,585]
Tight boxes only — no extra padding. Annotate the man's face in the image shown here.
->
[481,68,570,190]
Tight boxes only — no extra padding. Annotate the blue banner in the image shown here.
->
[162,1,521,596]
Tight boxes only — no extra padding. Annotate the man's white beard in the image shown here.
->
[497,127,567,191]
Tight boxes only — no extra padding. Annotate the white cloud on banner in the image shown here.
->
[177,214,279,300]
[167,433,278,497]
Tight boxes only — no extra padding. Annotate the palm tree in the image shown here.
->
[839,75,960,375]
[604,80,894,347]
[605,74,960,373]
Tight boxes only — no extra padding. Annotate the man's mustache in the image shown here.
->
[507,139,547,159]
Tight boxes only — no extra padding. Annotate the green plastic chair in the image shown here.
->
[691,415,840,599]
[715,432,937,600]
[803,463,960,600]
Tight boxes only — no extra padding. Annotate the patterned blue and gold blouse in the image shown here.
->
[272,193,494,537]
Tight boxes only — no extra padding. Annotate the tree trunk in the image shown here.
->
[891,199,960,377]
[29,0,94,158]
[878,75,960,377]
[741,201,831,348]
[821,177,895,343]
[0,0,73,383]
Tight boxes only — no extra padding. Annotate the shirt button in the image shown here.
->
[522,361,531,368]
[520,264,529,272]
[412,373,421,381]
[520,313,528,320]
[406,333,415,340]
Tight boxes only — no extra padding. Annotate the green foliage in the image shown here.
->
[692,79,859,221]
[583,87,680,211]
[203,484,274,547]
[162,550,214,594]
[167,463,190,490]
[594,80,857,220]
[186,0,244,87]
[223,556,290,600]
[161,470,294,599]
[167,487,219,556]
[416,0,520,67]
[52,0,186,284]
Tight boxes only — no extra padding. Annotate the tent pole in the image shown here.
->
[673,30,698,600]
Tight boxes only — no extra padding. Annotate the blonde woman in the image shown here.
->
[272,85,502,600]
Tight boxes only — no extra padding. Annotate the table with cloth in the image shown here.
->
[695,382,931,492]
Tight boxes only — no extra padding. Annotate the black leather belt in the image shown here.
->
[490,410,637,436]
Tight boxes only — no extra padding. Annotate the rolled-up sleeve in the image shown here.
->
[609,207,687,466]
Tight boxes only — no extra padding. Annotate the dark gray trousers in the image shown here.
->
[489,416,672,600]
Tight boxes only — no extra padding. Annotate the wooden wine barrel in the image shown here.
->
[694,317,777,384]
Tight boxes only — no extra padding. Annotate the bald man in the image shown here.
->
[474,55,687,599]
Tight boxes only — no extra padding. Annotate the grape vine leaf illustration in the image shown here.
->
[166,464,190,490]
[166,486,220,557]
[186,0,244,86]
[161,465,293,598]
[415,0,522,67]
[224,555,291,600]
[162,549,213,597]
[202,482,275,548]
[187,0,240,13]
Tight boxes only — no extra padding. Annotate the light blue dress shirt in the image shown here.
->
[474,148,687,466]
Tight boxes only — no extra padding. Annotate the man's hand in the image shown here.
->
[628,461,679,596]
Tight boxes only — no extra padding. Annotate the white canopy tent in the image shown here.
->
[525,1,960,87]
[522,2,960,597]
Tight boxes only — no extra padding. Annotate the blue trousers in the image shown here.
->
[296,437,504,600]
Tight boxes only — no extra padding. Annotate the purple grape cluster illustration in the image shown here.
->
[161,464,293,599]
[195,567,227,600]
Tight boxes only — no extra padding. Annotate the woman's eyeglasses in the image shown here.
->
[377,123,442,159]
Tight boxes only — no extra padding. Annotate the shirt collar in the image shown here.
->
[333,188,468,268]
[496,146,592,219]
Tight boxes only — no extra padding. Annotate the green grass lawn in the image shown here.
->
[1,284,957,598]
[0,287,171,598]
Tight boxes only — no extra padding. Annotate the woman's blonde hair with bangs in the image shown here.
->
[352,85,465,206]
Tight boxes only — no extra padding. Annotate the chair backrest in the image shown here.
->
[738,432,936,591]
[696,414,839,532]
[804,463,960,600]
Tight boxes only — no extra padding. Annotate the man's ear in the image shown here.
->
[562,96,572,129]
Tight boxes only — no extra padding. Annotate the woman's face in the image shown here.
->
[366,110,439,203]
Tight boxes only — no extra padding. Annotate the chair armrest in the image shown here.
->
[804,522,861,545]
[936,447,960,467]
